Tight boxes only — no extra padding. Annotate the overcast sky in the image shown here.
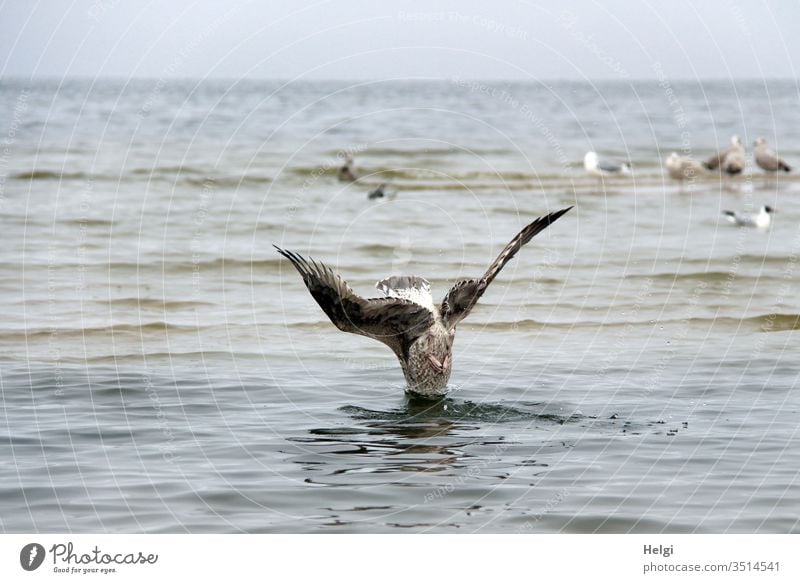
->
[1,0,798,81]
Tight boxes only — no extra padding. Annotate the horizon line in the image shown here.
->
[1,75,799,84]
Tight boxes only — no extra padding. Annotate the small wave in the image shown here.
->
[467,313,800,332]
[0,322,199,342]
[11,170,93,181]
[82,351,258,365]
[131,165,205,176]
[129,167,273,187]
[11,167,273,188]
[184,175,272,188]
[738,254,800,267]
[354,243,399,254]
[104,297,214,310]
[327,147,514,156]
[195,257,285,271]
[631,271,781,283]
[16,257,286,273]
[730,313,800,332]
[61,217,116,227]
[464,319,549,331]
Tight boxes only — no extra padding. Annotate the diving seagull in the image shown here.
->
[723,205,773,229]
[665,152,706,181]
[754,138,791,173]
[338,155,358,182]
[583,152,631,178]
[275,207,573,399]
[704,135,745,175]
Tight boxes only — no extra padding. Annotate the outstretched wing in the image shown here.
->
[275,246,434,354]
[440,207,572,329]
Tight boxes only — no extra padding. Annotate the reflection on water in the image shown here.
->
[289,399,635,483]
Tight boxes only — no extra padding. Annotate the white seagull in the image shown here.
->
[275,207,573,399]
[723,205,773,229]
[584,151,631,178]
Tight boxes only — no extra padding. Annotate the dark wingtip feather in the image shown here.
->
[539,206,573,226]
[548,206,573,221]
[519,206,573,244]
[274,246,312,280]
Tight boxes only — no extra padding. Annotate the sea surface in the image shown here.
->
[1,78,799,533]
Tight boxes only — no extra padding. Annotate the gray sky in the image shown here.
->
[1,0,798,80]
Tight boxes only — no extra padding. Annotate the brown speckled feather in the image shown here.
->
[274,246,434,354]
[441,206,572,328]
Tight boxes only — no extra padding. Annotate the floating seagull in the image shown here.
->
[754,138,791,173]
[367,183,396,200]
[338,155,358,182]
[704,135,745,174]
[723,205,773,229]
[583,152,631,178]
[275,207,573,399]
[665,152,706,181]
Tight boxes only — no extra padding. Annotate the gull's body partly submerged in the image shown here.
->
[723,205,773,229]
[275,207,572,399]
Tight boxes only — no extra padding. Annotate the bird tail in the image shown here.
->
[723,211,736,223]
[376,276,433,308]
[780,161,791,172]
[376,275,429,294]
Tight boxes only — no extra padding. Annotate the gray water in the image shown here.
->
[1,79,799,533]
